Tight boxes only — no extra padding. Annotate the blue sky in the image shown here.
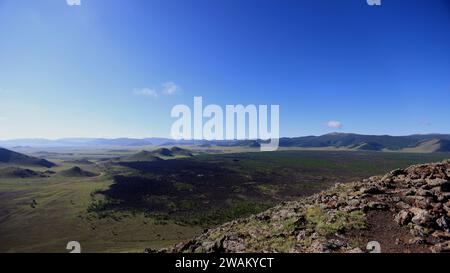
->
[0,0,449,139]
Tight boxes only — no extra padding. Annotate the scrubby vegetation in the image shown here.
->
[305,206,366,236]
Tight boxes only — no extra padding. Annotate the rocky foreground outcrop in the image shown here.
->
[151,160,450,253]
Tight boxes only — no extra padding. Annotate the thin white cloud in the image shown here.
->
[327,120,343,129]
[133,82,181,99]
[133,88,158,99]
[162,82,181,95]
[419,120,432,127]
[66,0,81,6]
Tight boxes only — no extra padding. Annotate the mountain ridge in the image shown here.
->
[1,133,450,152]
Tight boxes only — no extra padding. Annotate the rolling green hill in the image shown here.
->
[278,133,450,152]
[119,147,194,163]
[0,148,55,168]
[121,150,164,162]
[59,166,98,177]
[0,167,44,178]
[402,139,450,153]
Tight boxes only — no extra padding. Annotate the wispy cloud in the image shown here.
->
[133,88,158,99]
[66,0,81,6]
[327,120,343,129]
[162,82,181,95]
[133,82,181,99]
[418,120,432,127]
[0,117,7,122]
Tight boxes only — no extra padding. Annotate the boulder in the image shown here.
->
[395,210,412,226]
[427,178,450,188]
[431,242,450,253]
[436,216,450,232]
[367,201,389,210]
[410,208,434,227]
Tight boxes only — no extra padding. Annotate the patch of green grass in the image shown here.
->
[248,235,297,253]
[179,200,198,210]
[174,182,194,191]
[87,199,110,213]
[177,200,273,227]
[90,188,105,198]
[280,217,300,234]
[256,184,279,195]
[208,230,224,241]
[305,206,366,236]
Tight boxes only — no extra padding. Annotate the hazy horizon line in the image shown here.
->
[1,132,450,142]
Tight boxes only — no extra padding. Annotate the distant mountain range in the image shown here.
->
[1,133,450,153]
[278,133,450,152]
[0,138,166,147]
